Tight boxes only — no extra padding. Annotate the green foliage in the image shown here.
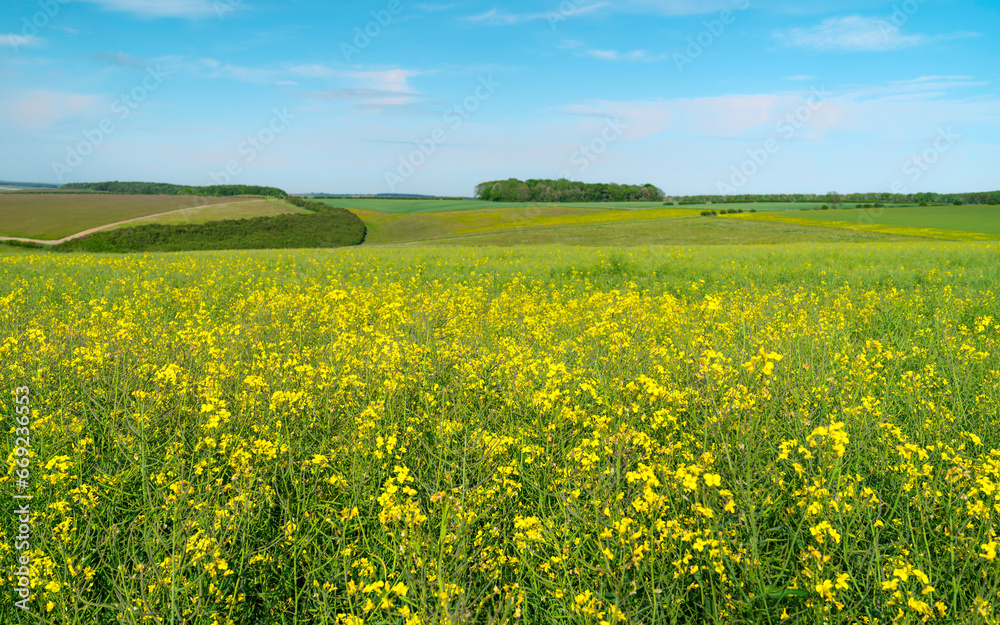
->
[678,191,1000,205]
[54,204,365,253]
[475,178,664,203]
[61,181,288,198]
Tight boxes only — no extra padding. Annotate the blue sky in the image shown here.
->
[1,0,997,196]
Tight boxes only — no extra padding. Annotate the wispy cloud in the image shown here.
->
[305,88,418,100]
[415,3,461,11]
[555,76,998,144]
[0,89,108,131]
[614,0,747,16]
[464,3,605,26]
[784,75,818,81]
[774,15,981,52]
[80,0,219,19]
[463,0,748,27]
[580,49,667,62]
[301,68,423,108]
[0,34,41,48]
[93,51,149,69]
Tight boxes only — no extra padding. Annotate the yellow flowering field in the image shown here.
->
[1,243,999,624]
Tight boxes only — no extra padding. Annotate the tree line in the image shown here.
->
[475,179,664,203]
[670,191,1000,205]
[61,182,288,198]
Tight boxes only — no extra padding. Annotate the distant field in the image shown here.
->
[111,199,309,229]
[317,198,914,214]
[0,194,251,240]
[316,198,542,213]
[354,205,606,244]
[320,198,697,214]
[395,215,926,247]
[734,205,1000,240]
[353,204,926,246]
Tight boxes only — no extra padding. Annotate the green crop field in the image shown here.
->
[734,205,1000,241]
[351,204,930,247]
[316,198,914,215]
[315,198,544,213]
[316,198,683,213]
[110,199,310,229]
[3,242,1000,624]
[401,215,926,247]
[0,194,254,241]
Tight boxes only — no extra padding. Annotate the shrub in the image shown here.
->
[954,200,964,206]
[821,205,829,210]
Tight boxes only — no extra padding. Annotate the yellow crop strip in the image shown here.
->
[456,208,704,234]
[731,212,995,241]
[1,245,998,623]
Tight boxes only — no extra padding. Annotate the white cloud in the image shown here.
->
[93,51,149,69]
[464,3,606,25]
[784,75,818,81]
[464,0,746,24]
[415,3,460,11]
[80,0,219,19]
[555,77,998,145]
[0,34,41,48]
[0,90,107,131]
[774,15,981,51]
[614,0,748,16]
[580,49,667,62]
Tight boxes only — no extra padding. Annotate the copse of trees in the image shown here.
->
[61,182,288,198]
[475,179,664,203]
